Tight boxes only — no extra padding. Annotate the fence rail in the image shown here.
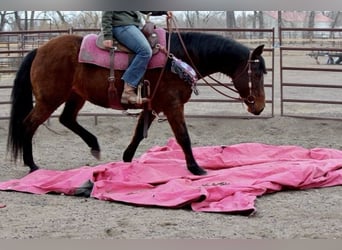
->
[1,27,341,122]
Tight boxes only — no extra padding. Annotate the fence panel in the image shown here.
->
[279,27,342,120]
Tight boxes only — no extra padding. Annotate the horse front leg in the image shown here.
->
[123,109,155,162]
[164,105,207,176]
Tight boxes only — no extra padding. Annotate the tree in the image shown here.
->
[0,11,12,31]
[329,11,341,39]
[277,11,283,46]
[56,11,68,28]
[225,11,236,28]
[183,11,195,28]
[258,11,265,39]
[180,11,226,28]
[306,11,316,39]
[70,11,102,29]
[251,11,264,39]
[14,11,22,30]
[277,11,283,29]
[330,11,341,28]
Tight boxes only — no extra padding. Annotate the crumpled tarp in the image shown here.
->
[1,138,342,214]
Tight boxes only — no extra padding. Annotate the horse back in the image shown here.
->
[31,35,83,95]
[35,34,82,64]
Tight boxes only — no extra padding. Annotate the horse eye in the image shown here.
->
[246,95,255,104]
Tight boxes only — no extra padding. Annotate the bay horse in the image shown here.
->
[7,31,267,176]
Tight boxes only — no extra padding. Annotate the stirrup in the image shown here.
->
[120,92,148,105]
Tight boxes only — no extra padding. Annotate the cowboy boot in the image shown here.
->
[121,83,148,105]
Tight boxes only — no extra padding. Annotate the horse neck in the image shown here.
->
[169,32,249,78]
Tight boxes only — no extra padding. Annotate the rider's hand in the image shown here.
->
[103,39,113,48]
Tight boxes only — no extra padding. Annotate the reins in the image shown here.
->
[146,16,259,122]
[147,16,173,107]
[149,16,245,105]
[168,17,245,102]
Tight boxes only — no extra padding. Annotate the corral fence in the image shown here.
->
[279,27,342,120]
[0,27,276,122]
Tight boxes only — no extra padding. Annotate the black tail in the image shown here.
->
[7,49,37,162]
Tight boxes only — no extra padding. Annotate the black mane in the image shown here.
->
[169,32,251,77]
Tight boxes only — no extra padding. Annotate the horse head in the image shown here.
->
[232,44,267,115]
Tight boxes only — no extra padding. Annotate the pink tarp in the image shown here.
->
[1,138,342,214]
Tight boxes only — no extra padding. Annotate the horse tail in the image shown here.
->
[7,48,37,162]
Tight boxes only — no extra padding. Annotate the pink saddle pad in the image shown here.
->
[78,28,167,70]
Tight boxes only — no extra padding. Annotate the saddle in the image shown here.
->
[95,21,162,110]
[95,21,160,55]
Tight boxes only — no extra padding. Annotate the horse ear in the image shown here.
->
[251,44,265,59]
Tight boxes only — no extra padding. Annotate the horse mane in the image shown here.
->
[169,31,251,76]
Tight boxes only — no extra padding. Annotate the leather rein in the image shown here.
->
[150,16,258,105]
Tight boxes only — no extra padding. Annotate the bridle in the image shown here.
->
[231,53,260,105]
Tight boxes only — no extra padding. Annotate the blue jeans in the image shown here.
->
[112,25,152,87]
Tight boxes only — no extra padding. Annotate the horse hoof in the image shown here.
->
[189,166,207,176]
[91,149,101,160]
[28,166,39,173]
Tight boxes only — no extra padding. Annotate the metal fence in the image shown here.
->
[0,27,276,122]
[279,27,342,120]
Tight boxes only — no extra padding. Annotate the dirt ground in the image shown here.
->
[1,50,342,239]
[1,114,342,239]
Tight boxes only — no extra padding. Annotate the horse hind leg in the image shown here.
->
[22,103,58,172]
[59,92,101,159]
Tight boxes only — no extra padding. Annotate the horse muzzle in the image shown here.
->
[245,95,265,115]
